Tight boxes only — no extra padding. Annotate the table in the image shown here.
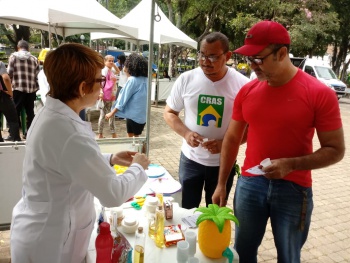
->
[151,79,176,102]
[0,143,25,227]
[86,200,239,263]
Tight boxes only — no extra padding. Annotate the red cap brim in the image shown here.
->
[233,44,268,56]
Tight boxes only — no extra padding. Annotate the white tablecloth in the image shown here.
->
[0,144,25,225]
[86,201,239,263]
[151,79,175,101]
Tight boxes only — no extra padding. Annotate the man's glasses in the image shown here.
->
[245,47,282,65]
[95,76,106,89]
[197,52,225,63]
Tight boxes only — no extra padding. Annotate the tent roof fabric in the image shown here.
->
[0,0,138,38]
[91,0,197,49]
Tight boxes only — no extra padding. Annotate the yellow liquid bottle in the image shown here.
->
[155,205,165,248]
[134,227,145,263]
[134,245,144,263]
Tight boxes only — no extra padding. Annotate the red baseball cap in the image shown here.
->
[234,20,290,56]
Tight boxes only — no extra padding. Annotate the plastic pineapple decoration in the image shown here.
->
[195,204,239,260]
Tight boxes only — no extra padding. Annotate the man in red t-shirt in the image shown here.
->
[212,20,345,263]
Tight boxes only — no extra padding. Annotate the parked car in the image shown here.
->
[291,57,347,99]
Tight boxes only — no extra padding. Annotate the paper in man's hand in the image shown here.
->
[245,158,272,175]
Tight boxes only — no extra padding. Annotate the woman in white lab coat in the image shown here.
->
[10,43,150,263]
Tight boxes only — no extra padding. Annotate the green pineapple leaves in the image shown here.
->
[195,204,239,233]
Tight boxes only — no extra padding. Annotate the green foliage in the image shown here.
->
[0,51,7,63]
[104,0,141,18]
[346,72,350,87]
[289,3,339,57]
[234,163,241,177]
[1,0,349,76]
[195,204,239,233]
[31,52,40,58]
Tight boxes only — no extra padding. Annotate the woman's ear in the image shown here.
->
[79,81,87,98]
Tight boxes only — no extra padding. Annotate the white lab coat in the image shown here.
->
[10,96,148,263]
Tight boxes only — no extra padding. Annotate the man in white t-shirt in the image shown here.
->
[163,32,250,209]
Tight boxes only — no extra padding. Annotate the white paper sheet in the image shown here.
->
[245,158,272,175]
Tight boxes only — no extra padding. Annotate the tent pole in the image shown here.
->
[48,23,52,50]
[53,25,60,45]
[155,43,161,107]
[145,0,156,157]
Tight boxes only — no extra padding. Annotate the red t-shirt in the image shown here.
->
[233,69,342,187]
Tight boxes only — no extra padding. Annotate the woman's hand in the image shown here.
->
[111,151,137,167]
[105,112,113,120]
[132,153,151,170]
[111,152,150,170]
[111,75,117,83]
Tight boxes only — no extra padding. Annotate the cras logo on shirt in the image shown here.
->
[197,95,224,128]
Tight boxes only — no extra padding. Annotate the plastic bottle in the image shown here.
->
[95,222,113,263]
[134,227,146,263]
[155,205,165,248]
[148,213,156,239]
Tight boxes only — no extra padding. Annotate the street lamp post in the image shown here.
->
[80,34,85,45]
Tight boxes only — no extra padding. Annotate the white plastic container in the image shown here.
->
[121,216,139,234]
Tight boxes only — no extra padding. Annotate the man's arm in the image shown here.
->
[7,56,14,79]
[212,120,247,206]
[263,127,345,179]
[2,73,13,97]
[163,104,204,148]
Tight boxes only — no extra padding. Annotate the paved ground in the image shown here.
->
[1,97,349,262]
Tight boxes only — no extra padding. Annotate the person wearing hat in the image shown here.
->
[212,20,345,262]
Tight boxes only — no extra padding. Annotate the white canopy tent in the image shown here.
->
[0,0,138,41]
[91,0,197,49]
[90,0,198,107]
[90,32,141,46]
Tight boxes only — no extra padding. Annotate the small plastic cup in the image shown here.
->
[185,231,197,257]
[176,240,189,263]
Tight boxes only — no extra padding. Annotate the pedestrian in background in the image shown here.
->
[7,40,40,139]
[116,54,127,100]
[163,69,171,81]
[163,32,250,209]
[106,53,148,138]
[212,20,345,262]
[0,61,21,142]
[97,55,118,139]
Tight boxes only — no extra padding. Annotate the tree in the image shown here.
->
[0,24,30,51]
[328,0,350,80]
[227,0,339,66]
[2,0,348,79]
[103,0,140,18]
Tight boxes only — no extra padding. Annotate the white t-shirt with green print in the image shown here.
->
[166,67,250,166]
